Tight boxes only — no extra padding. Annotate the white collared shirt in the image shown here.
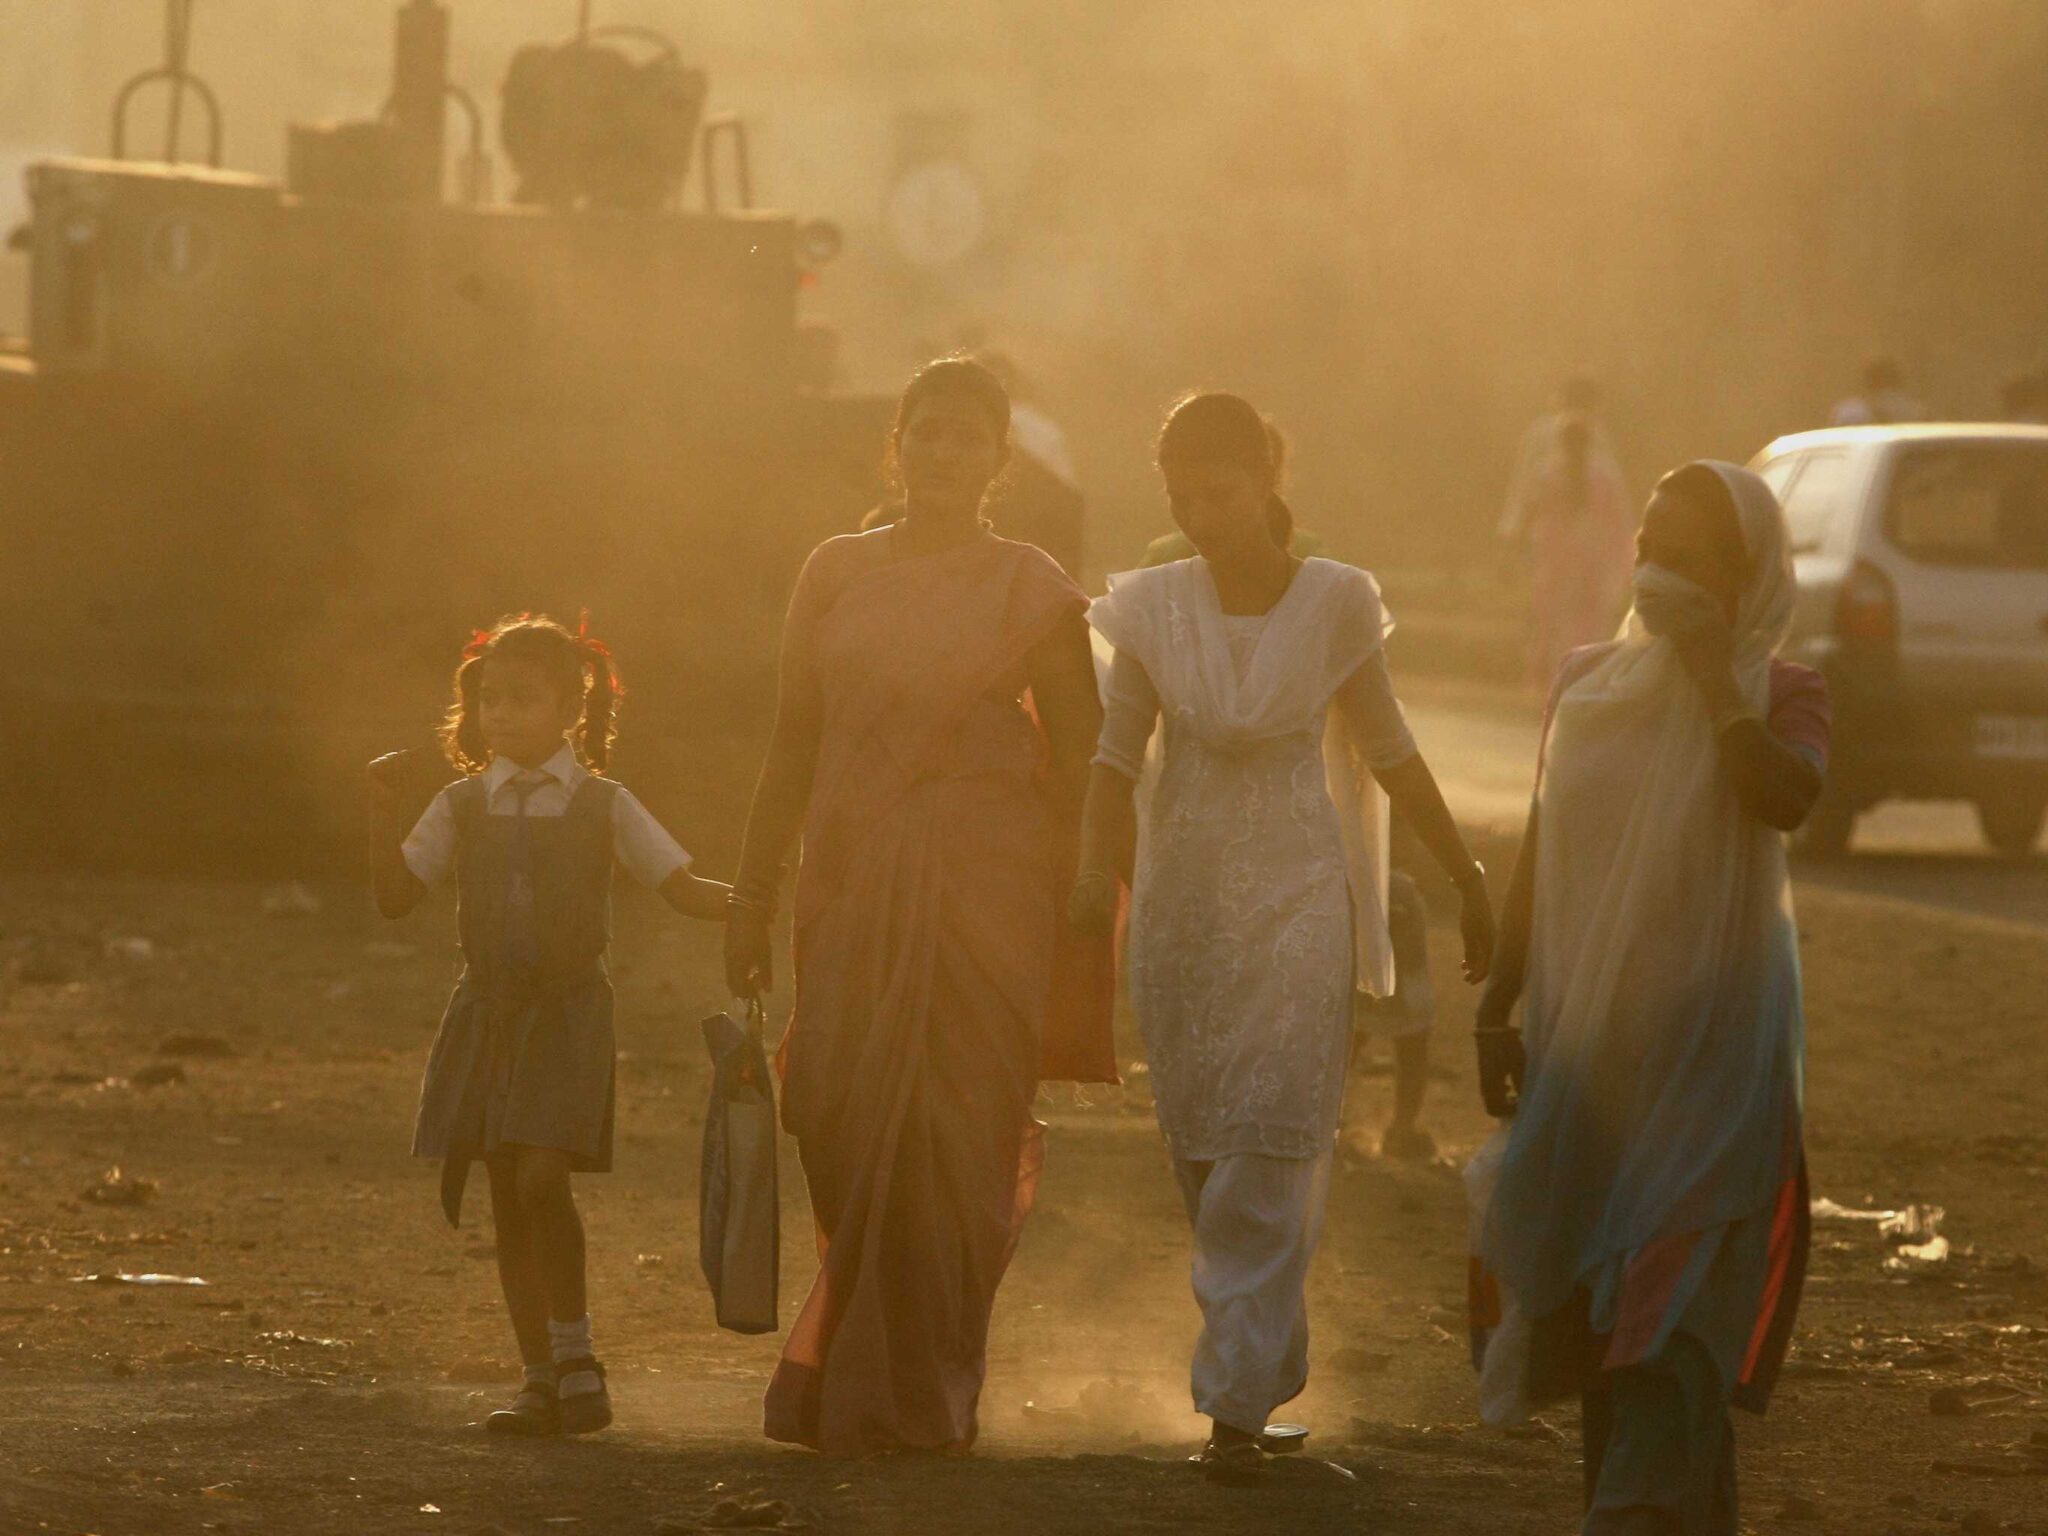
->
[401,741,691,890]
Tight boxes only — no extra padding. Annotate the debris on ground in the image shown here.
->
[71,1272,209,1287]
[83,1167,159,1206]
[1882,1204,1947,1245]
[257,1330,351,1350]
[1883,1236,1953,1275]
[636,1252,666,1268]
[104,935,157,961]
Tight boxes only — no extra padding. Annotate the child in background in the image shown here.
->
[367,615,729,1437]
[1354,868,1438,1159]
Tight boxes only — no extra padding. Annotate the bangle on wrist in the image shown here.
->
[726,891,776,921]
[732,871,780,903]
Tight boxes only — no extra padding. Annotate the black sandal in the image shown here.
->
[1191,1437,1268,1486]
[553,1357,612,1435]
[485,1375,559,1437]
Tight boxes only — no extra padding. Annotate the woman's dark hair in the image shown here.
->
[882,356,1012,507]
[1157,390,1292,548]
[440,613,622,775]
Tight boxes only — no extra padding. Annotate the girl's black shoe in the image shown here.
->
[485,1376,559,1437]
[554,1357,612,1435]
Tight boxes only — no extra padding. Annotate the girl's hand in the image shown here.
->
[1066,871,1119,939]
[724,909,774,998]
[1455,869,1496,984]
[365,751,414,818]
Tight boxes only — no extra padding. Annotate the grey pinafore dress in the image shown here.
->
[411,773,619,1224]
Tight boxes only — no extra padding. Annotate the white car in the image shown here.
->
[1750,424,2048,856]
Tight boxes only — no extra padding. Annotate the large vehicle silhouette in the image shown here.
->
[0,1,1083,870]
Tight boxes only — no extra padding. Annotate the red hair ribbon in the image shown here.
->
[574,608,611,657]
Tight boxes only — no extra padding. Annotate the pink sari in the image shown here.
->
[765,534,1106,1455]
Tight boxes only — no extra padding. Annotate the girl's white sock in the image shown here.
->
[547,1314,601,1397]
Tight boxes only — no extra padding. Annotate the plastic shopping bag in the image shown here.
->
[699,996,779,1335]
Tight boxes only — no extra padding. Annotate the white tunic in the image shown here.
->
[1090,557,1415,1161]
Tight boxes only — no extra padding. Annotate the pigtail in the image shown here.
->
[576,624,623,773]
[439,653,490,774]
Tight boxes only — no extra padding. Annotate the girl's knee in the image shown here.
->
[512,1151,573,1213]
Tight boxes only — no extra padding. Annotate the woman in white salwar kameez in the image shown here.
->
[1071,392,1496,1484]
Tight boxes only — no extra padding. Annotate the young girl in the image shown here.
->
[367,615,729,1437]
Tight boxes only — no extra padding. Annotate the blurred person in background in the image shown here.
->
[1074,391,1493,1485]
[1830,353,1927,426]
[1351,866,1439,1160]
[1502,404,1636,694]
[1472,462,1831,1536]
[2001,363,2048,425]
[725,357,1110,1456]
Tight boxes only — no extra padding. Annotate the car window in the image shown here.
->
[1776,450,1853,554]
[1756,454,1803,503]
[1885,444,2048,570]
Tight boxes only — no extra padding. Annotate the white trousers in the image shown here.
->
[1173,1151,1333,1434]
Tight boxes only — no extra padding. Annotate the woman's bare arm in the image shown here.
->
[1069,644,1155,935]
[724,544,842,994]
[1025,610,1105,821]
[1475,800,1539,1032]
[1332,655,1494,982]
[1717,718,1824,832]
[1473,799,1539,1115]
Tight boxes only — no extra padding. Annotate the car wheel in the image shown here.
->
[1794,791,1857,860]
[1976,793,2047,858]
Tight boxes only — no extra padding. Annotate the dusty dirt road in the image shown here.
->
[6,843,2048,1536]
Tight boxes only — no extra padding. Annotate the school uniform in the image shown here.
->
[403,743,688,1224]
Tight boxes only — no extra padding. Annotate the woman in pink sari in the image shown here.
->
[724,358,1111,1456]
[1503,411,1636,693]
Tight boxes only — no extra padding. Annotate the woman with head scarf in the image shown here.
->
[1471,462,1832,1534]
